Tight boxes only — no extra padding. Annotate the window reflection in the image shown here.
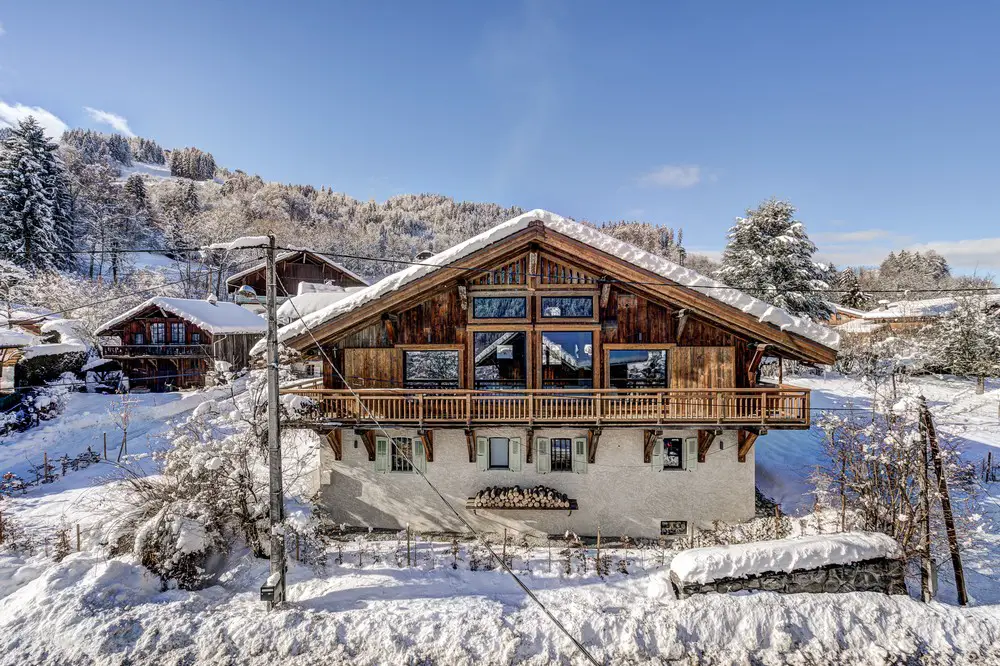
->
[609,349,668,389]
[472,297,526,319]
[541,331,593,388]
[474,332,527,389]
[404,350,460,389]
[540,296,593,318]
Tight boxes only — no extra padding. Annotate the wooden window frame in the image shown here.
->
[602,343,675,389]
[398,344,465,389]
[467,291,532,324]
[537,328,600,390]
[535,291,599,323]
[467,327,533,390]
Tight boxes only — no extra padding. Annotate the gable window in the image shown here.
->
[191,332,201,345]
[133,332,145,345]
[474,331,527,389]
[663,437,683,470]
[540,296,594,319]
[391,437,414,472]
[404,350,460,389]
[550,438,573,472]
[541,331,593,388]
[150,323,166,344]
[489,437,510,469]
[169,322,186,345]
[472,296,526,319]
[609,349,668,389]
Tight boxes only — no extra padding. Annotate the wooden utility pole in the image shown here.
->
[917,399,933,603]
[920,397,968,606]
[264,234,286,608]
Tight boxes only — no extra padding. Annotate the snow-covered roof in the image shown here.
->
[834,319,886,334]
[225,249,368,287]
[21,319,90,359]
[829,303,870,318]
[263,209,839,353]
[669,532,902,585]
[96,297,267,336]
[863,294,1000,320]
[277,288,366,326]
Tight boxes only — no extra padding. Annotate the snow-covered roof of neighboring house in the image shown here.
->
[0,327,35,349]
[96,297,267,336]
[828,302,870,318]
[276,288,366,326]
[834,319,886,334]
[224,249,368,287]
[669,532,902,585]
[863,294,1000,320]
[21,319,90,359]
[263,209,839,353]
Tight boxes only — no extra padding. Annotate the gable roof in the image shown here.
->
[862,294,1000,320]
[96,297,267,336]
[225,249,368,287]
[262,209,839,360]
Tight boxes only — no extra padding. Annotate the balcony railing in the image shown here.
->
[101,344,211,358]
[281,387,811,428]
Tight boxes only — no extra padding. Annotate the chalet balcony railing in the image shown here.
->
[100,344,211,358]
[281,387,811,428]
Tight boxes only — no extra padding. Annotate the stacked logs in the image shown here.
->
[473,485,570,509]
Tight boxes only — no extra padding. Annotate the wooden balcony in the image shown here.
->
[281,387,812,429]
[101,344,211,359]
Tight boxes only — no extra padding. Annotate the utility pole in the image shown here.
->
[917,397,933,603]
[262,233,285,609]
[921,397,968,606]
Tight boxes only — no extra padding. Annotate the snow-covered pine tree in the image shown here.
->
[837,268,872,310]
[717,198,832,320]
[931,296,1000,394]
[106,134,132,166]
[0,117,76,270]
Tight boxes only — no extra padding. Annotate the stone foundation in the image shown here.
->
[671,556,907,599]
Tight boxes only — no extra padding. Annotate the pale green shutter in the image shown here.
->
[651,438,663,471]
[685,437,698,471]
[509,437,522,472]
[536,437,550,474]
[375,437,389,473]
[573,437,588,474]
[413,438,427,474]
[476,436,488,471]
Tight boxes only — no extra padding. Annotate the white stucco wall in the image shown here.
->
[317,427,755,539]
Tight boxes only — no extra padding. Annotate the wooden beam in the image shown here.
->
[382,314,398,345]
[599,281,611,309]
[465,429,476,463]
[326,428,343,461]
[747,344,768,386]
[525,427,534,463]
[737,429,760,463]
[697,429,717,463]
[643,429,657,464]
[361,430,378,462]
[675,309,689,341]
[418,429,434,462]
[457,285,468,311]
[587,427,602,464]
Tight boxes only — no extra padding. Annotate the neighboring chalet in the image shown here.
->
[831,295,1000,338]
[226,249,368,304]
[97,297,266,392]
[275,210,839,538]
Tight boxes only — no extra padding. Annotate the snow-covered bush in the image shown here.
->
[133,499,226,590]
[0,388,64,436]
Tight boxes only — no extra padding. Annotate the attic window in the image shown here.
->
[540,296,594,319]
[472,296,526,319]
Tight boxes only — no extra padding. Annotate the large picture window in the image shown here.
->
[404,350,460,389]
[608,349,668,389]
[150,322,166,344]
[170,322,186,345]
[541,331,593,388]
[472,296,526,319]
[474,331,527,390]
[540,296,594,319]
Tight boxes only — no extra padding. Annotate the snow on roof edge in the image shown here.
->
[262,209,839,355]
[96,297,267,336]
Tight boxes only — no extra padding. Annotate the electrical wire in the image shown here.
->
[274,271,603,666]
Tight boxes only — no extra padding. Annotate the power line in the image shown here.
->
[274,272,603,666]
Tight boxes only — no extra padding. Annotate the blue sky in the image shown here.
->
[1,1,998,271]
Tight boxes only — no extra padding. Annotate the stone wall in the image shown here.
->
[671,556,907,599]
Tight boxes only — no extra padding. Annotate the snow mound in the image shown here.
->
[263,209,839,354]
[96,297,266,336]
[669,532,902,585]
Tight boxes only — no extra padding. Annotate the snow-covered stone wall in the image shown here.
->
[316,427,754,539]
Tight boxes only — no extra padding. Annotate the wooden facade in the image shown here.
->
[283,221,836,438]
[226,249,367,299]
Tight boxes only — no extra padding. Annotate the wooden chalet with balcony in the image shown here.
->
[226,249,368,304]
[96,297,266,392]
[275,209,839,538]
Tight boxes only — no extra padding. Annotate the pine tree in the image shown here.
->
[0,117,75,270]
[932,296,1000,394]
[837,268,872,310]
[717,198,832,320]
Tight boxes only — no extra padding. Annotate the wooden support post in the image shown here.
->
[921,397,968,606]
[599,281,611,309]
[382,314,398,345]
[918,401,933,603]
[76,523,81,552]
[747,344,767,386]
[326,429,343,461]
[642,429,657,464]
[675,309,689,341]
[737,429,759,463]
[465,429,476,463]
[587,428,601,464]
[360,430,377,462]
[697,430,717,463]
[419,429,434,463]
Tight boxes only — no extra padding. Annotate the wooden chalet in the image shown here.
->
[96,297,266,392]
[276,210,840,538]
[226,249,367,302]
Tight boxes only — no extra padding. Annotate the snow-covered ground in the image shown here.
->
[0,373,999,664]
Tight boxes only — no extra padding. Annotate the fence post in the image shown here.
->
[0,510,4,545]
[76,523,81,552]
[103,432,107,460]
[596,525,601,576]
[406,526,411,567]
[43,452,49,483]
[296,533,300,562]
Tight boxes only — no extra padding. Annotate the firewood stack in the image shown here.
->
[473,485,570,509]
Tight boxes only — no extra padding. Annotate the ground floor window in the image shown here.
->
[663,437,683,470]
[392,437,414,472]
[489,437,509,469]
[550,437,573,471]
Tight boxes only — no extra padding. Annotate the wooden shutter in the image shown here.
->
[651,438,663,471]
[685,437,698,471]
[344,348,400,388]
[573,437,588,474]
[509,437,522,472]
[413,438,427,474]
[536,437,550,474]
[375,436,389,473]
[476,436,488,471]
